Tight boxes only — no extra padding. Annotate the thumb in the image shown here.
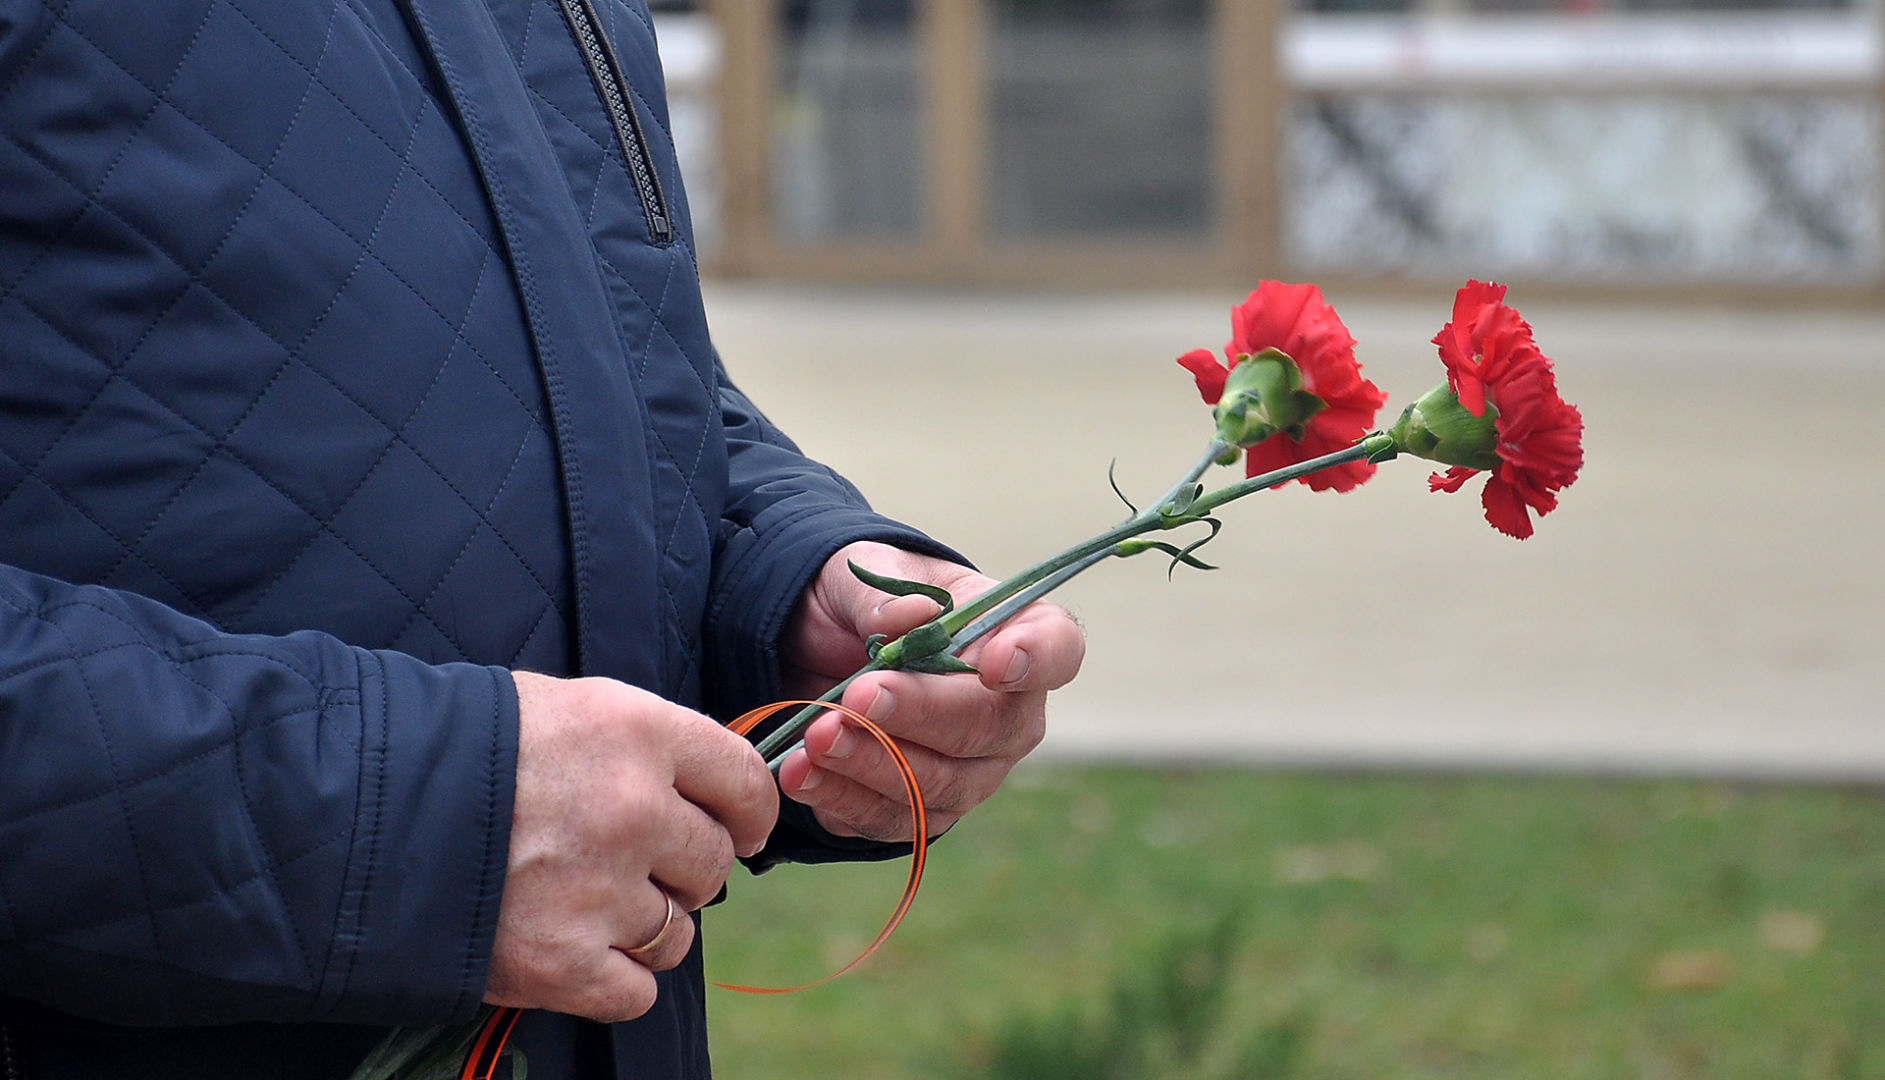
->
[807,544,931,627]
[856,590,947,643]
[827,544,960,640]
[787,542,970,679]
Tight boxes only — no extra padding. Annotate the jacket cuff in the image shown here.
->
[704,505,965,871]
[319,652,518,1025]
[703,504,962,723]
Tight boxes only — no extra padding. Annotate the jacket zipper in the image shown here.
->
[555,0,675,244]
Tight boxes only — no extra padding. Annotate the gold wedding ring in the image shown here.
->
[627,892,679,956]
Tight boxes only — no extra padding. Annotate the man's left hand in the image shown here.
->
[776,541,1085,841]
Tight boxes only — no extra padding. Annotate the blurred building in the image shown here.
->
[654,0,1883,296]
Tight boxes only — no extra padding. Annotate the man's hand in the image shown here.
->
[486,672,778,1021]
[777,541,1086,841]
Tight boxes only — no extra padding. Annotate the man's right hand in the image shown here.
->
[484,672,778,1021]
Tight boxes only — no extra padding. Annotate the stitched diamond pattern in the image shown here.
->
[492,0,719,703]
[1,0,587,1012]
[0,577,363,1013]
[0,0,573,675]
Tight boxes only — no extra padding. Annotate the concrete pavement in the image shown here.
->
[703,281,1885,781]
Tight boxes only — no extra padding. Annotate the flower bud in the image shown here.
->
[1387,381,1502,471]
[1213,348,1327,449]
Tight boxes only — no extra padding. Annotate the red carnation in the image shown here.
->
[1425,284,1583,539]
[1177,281,1387,492]
[1433,279,1542,418]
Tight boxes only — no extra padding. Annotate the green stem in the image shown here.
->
[952,439,1380,653]
[950,546,1117,650]
[751,662,883,762]
[752,442,1226,766]
[937,440,1230,637]
[752,435,1390,765]
[1188,440,1379,516]
[760,548,1119,770]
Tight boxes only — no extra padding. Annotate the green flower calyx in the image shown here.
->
[1387,381,1503,471]
[1214,348,1328,449]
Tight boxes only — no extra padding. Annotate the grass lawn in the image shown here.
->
[704,767,1885,1080]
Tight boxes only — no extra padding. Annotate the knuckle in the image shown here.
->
[647,917,696,972]
[865,808,913,842]
[503,939,574,1002]
[706,828,737,879]
[850,794,912,842]
[956,713,1018,759]
[676,834,736,909]
[1014,710,1047,756]
[922,768,971,814]
[995,705,1034,753]
[831,791,888,838]
[736,752,777,810]
[602,784,663,841]
[733,761,780,849]
[589,976,657,1023]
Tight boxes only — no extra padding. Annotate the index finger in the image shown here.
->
[669,712,780,857]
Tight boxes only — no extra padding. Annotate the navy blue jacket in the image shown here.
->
[0,1,940,1075]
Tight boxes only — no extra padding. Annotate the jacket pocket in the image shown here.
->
[554,0,676,244]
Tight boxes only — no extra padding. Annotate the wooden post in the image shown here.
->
[922,0,989,266]
[708,0,775,275]
[1216,0,1286,279]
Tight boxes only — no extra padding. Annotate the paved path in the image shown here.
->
[704,282,1885,781]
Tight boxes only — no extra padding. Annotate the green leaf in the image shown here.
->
[345,1017,488,1080]
[1107,459,1139,516]
[1362,429,1400,464]
[903,653,981,675]
[1119,540,1219,575]
[847,560,956,613]
[870,619,979,676]
[343,1028,435,1080]
[1162,483,1202,517]
[1168,518,1224,579]
[1121,517,1225,578]
[899,620,954,657]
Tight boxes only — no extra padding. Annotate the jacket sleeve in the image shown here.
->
[701,356,966,870]
[0,563,517,1028]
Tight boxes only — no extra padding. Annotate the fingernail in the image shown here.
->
[796,766,823,792]
[1001,647,1032,687]
[827,723,859,760]
[866,686,896,723]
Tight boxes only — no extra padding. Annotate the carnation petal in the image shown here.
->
[1429,466,1476,493]
[1480,475,1536,539]
[1240,431,1296,483]
[1232,282,1321,361]
[1177,348,1229,405]
[1435,280,1527,417]
[1456,279,1509,316]
[1424,282,1583,537]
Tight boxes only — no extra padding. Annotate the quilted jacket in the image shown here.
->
[0,1,943,1076]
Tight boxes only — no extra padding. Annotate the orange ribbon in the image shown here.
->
[459,1006,522,1080]
[716,699,929,994]
[459,699,926,1076]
